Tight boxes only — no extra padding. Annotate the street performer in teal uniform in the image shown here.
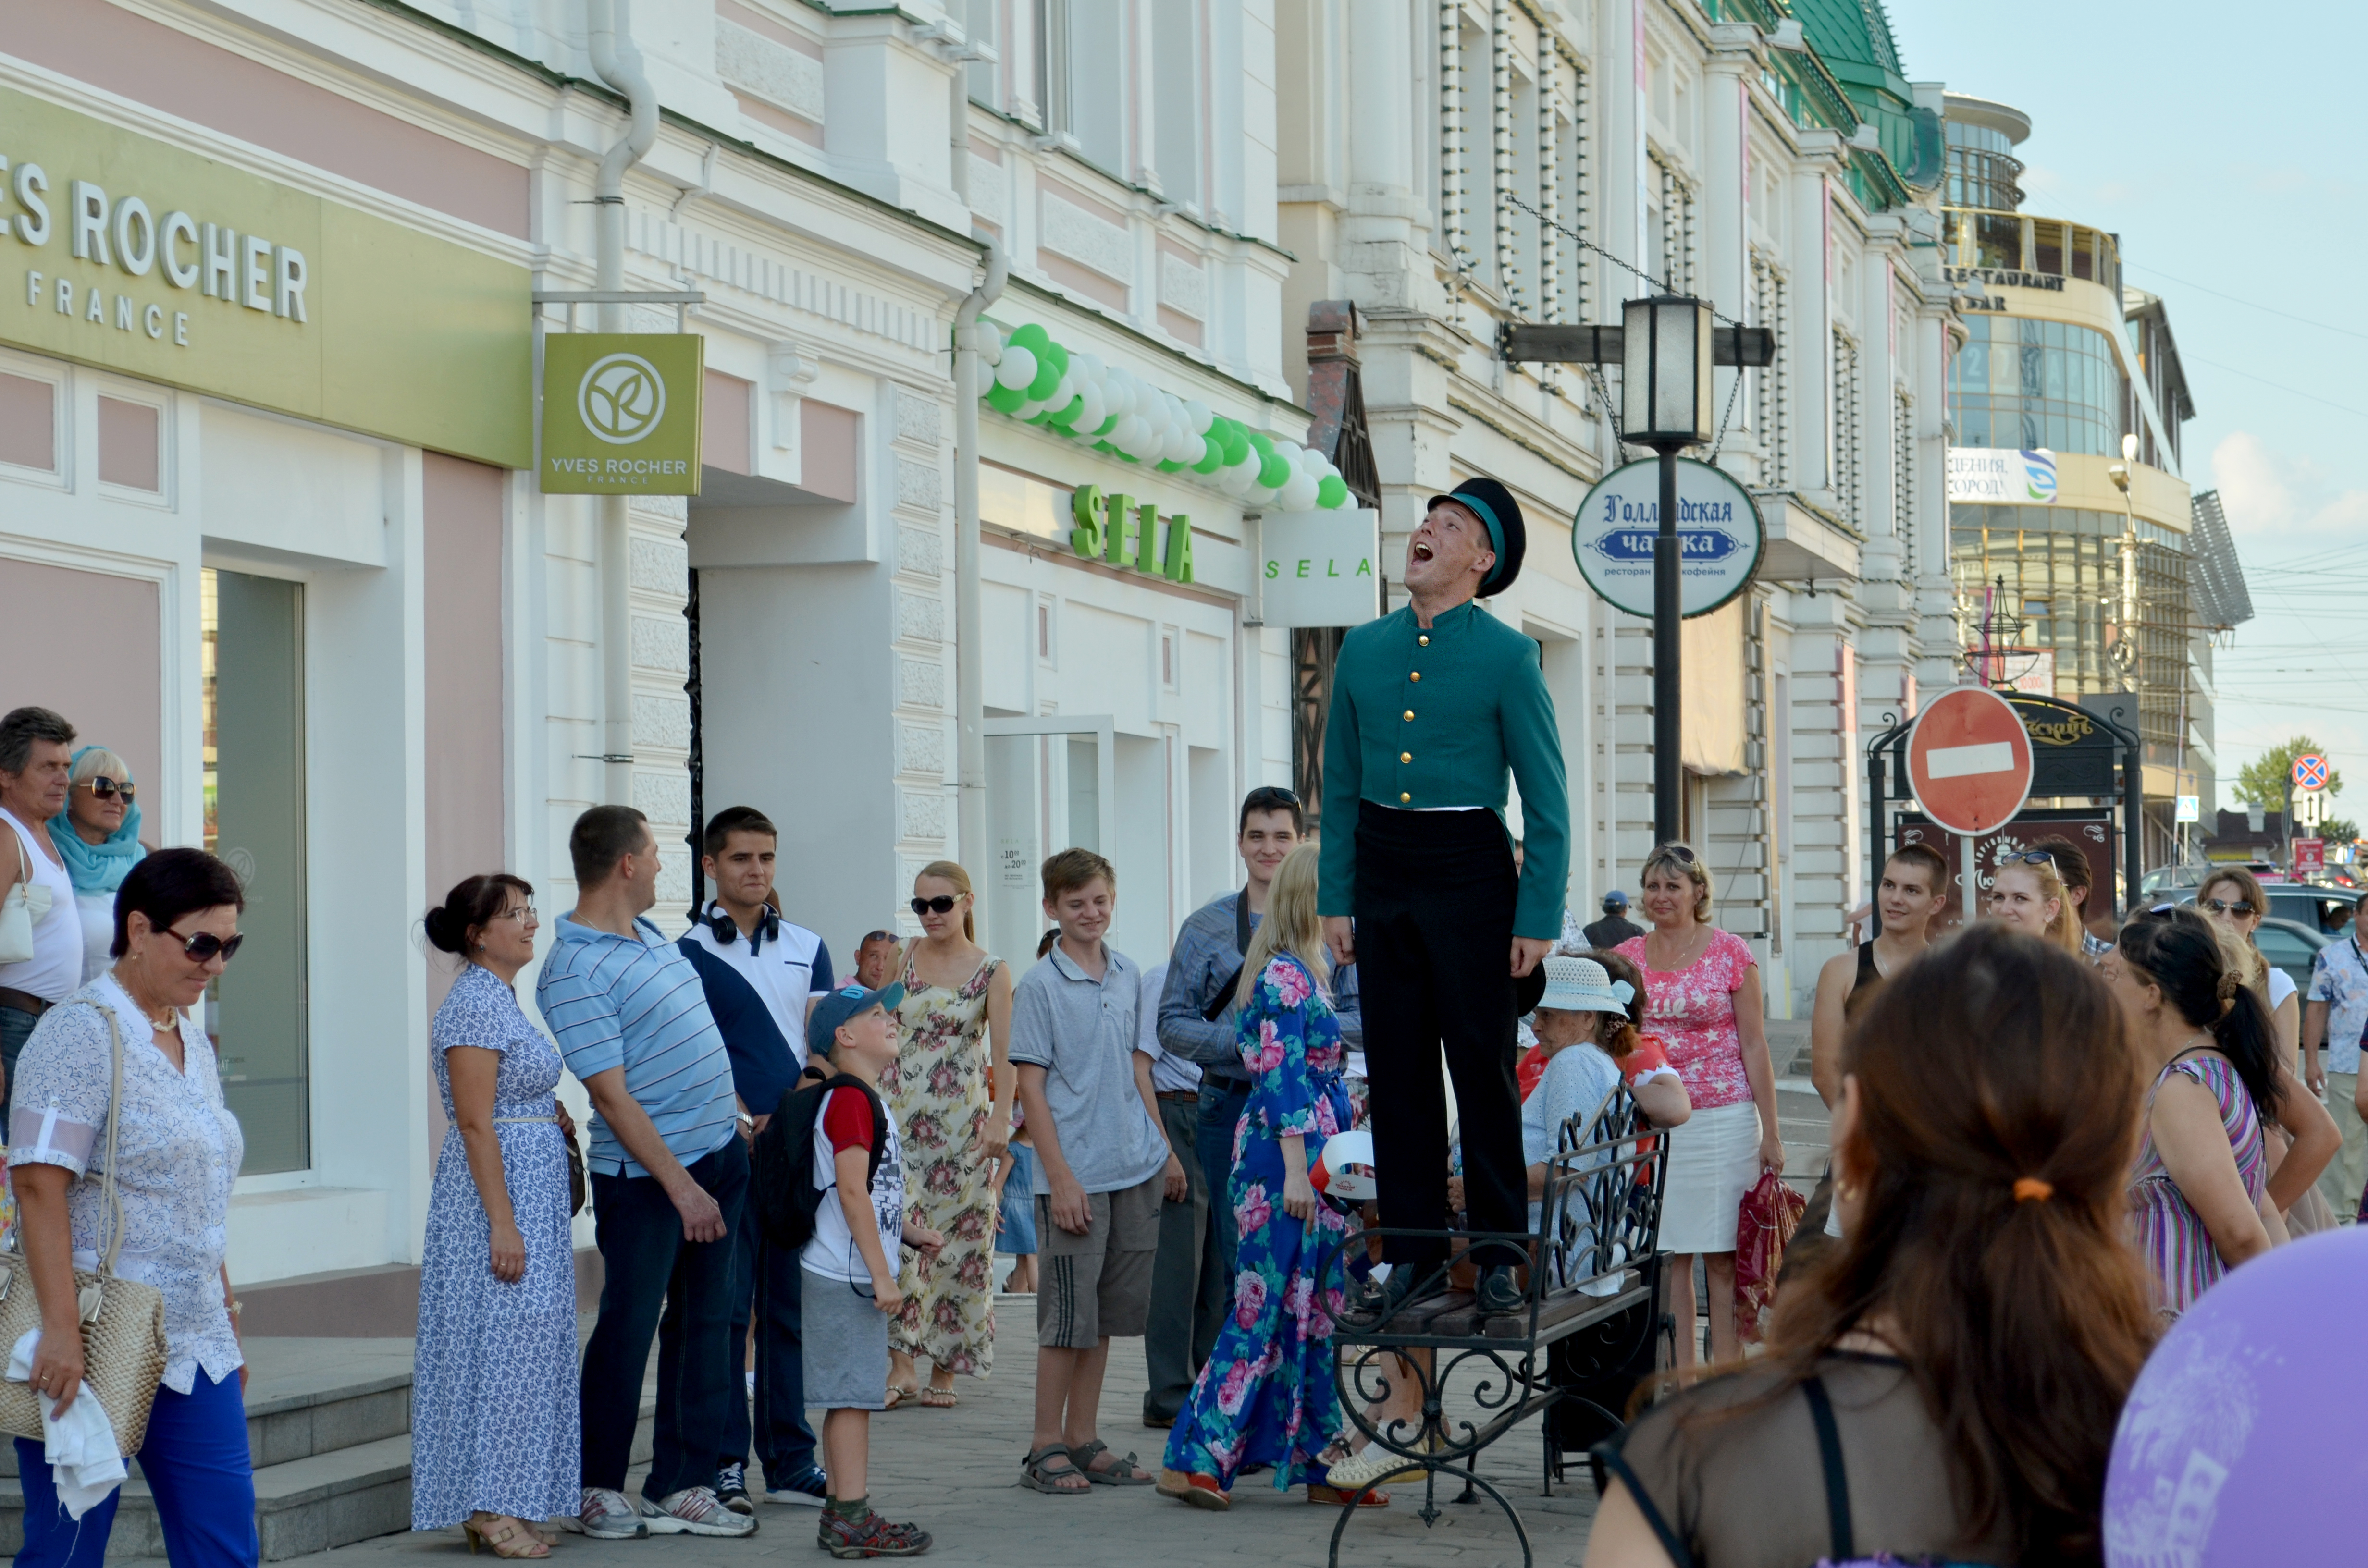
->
[1319,477,1568,1319]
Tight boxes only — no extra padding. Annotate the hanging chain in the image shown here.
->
[1705,358,1747,464]
[1502,193,1746,326]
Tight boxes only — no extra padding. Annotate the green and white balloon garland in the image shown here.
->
[978,320,1354,514]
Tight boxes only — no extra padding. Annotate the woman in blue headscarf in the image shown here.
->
[49,747,145,983]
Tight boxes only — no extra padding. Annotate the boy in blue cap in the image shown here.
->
[802,982,943,1558]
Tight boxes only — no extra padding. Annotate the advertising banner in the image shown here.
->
[1569,457,1764,618]
[540,333,704,495]
[1947,446,2058,504]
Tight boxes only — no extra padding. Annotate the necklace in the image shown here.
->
[1651,924,1709,970]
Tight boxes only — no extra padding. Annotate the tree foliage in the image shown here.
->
[2232,736,2343,808]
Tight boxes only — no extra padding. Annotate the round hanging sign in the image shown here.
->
[1569,456,1765,618]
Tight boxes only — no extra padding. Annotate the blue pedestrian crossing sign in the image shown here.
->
[2293,753,2329,792]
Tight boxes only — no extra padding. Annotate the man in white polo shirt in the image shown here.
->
[678,807,834,1513]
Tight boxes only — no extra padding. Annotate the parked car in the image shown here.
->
[2252,918,2332,1001]
[2172,883,2360,938]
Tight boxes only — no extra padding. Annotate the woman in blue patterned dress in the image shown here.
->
[1158,845,1377,1511]
[412,875,580,1556]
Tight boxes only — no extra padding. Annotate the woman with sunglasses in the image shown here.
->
[49,747,148,985]
[1985,851,2085,955]
[2104,906,2282,1317]
[2193,868,2341,1235]
[7,848,259,1566]
[883,861,1014,1408]
[411,875,580,1556]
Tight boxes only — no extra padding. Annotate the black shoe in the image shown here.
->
[1477,1266,1524,1316]
[715,1462,753,1516]
[1350,1265,1444,1327]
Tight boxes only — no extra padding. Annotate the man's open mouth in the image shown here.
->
[1410,539,1435,561]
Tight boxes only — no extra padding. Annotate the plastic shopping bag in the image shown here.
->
[1732,1169,1807,1345]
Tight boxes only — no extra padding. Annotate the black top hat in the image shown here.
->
[1424,476,1528,597]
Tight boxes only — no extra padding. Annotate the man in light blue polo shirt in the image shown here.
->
[538,805,755,1541]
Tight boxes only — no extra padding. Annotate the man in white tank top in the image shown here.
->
[0,708,86,1121]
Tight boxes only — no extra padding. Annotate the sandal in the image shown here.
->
[1173,1472,1229,1511]
[1307,1483,1391,1508]
[1019,1445,1092,1495]
[919,1385,959,1409]
[883,1382,918,1411]
[1072,1438,1154,1485]
[464,1517,551,1559]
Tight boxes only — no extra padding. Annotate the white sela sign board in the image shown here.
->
[1260,508,1380,628]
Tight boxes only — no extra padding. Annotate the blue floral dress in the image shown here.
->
[1163,952,1353,1491]
[410,965,580,1530]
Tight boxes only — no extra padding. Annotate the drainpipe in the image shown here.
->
[953,233,1008,916]
[588,0,658,807]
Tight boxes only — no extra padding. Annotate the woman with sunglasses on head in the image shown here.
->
[8,848,259,1567]
[1615,843,1782,1370]
[2191,869,2341,1235]
[48,747,148,985]
[410,875,581,1557]
[1986,851,2085,955]
[883,861,1014,1408]
[2103,906,2283,1317]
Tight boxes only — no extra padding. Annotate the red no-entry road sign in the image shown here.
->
[1907,686,2035,836]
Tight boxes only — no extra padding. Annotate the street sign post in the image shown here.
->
[2175,794,2200,824]
[2293,753,2330,792]
[2295,791,2324,830]
[1907,686,2037,919]
[2295,838,2326,875]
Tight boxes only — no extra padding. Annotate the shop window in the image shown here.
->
[2031,221,2064,277]
[202,566,310,1176]
[0,373,57,472]
[97,396,160,491]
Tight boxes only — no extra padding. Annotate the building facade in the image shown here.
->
[1271,0,1958,1013]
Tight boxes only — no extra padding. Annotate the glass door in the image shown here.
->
[202,567,309,1175]
[983,716,1114,958]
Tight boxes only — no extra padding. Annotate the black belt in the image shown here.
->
[0,988,54,1018]
[1155,1090,1200,1103]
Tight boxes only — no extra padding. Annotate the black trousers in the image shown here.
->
[1355,805,1526,1271]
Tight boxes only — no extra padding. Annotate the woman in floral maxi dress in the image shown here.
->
[885,861,1013,1406]
[1161,845,1372,1509]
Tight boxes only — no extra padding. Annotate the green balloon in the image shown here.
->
[1246,429,1275,455]
[1010,322,1051,352]
[1317,474,1349,509]
[1028,361,1062,401]
[1221,426,1250,467]
[1047,396,1085,428]
[1191,435,1225,474]
[1156,459,1184,472]
[1094,415,1122,437]
[1042,342,1069,377]
[1258,452,1291,489]
[987,382,1027,414]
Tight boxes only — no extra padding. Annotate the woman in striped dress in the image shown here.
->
[2104,906,2282,1317]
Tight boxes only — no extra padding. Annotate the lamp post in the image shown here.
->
[1621,296,1715,846]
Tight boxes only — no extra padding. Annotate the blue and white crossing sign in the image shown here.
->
[1571,457,1765,619]
[2293,753,2329,792]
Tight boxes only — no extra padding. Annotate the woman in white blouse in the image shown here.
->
[9,847,254,1567]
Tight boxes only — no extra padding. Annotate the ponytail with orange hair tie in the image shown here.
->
[2012,1177,2053,1203]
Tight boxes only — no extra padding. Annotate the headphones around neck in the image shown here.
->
[709,900,779,953]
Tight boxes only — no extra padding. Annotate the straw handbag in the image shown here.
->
[0,1002,171,1454]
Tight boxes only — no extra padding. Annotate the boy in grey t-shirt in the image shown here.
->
[1010,849,1186,1494]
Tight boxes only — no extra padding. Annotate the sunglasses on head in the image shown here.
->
[2200,898,2257,916]
[2004,850,2054,867]
[861,929,899,945]
[910,895,961,916]
[1243,786,1301,809]
[161,924,243,963]
[81,778,134,803]
[1651,844,1697,864]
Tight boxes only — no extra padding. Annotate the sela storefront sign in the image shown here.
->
[0,86,530,467]
[1258,509,1379,628]
[539,334,705,495]
[1570,457,1764,619]
[1948,446,2057,504]
[1068,485,1196,582]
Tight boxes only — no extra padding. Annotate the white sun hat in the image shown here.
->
[1535,955,1633,1016]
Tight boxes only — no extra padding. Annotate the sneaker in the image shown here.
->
[763,1462,830,1507]
[715,1461,753,1516]
[817,1510,931,1559]
[639,1487,759,1538]
[579,1487,648,1540]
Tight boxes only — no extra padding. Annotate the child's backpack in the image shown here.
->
[749,1070,889,1251]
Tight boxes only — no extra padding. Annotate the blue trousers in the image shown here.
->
[580,1138,748,1501]
[721,1213,815,1479]
[1195,1076,1251,1290]
[15,1367,257,1568]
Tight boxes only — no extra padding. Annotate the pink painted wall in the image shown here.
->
[703,370,752,476]
[421,453,507,1026]
[0,560,161,806]
[11,0,528,238]
[801,400,859,502]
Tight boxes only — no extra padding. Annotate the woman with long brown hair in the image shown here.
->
[884,859,1013,1407]
[1584,925,2156,1568]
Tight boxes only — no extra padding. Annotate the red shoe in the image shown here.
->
[816,1511,932,1558]
[1175,1472,1230,1512]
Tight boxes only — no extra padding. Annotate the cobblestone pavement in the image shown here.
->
[315,1312,1599,1568]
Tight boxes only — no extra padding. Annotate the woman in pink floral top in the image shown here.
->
[1615,844,1783,1369]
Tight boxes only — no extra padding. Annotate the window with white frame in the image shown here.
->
[1151,1,1202,209]
[1752,252,1790,486]
[965,0,997,108]
[1832,327,1863,525]
[1894,387,1916,575]
[1652,152,1698,294]
[1549,41,1589,323]
[1036,0,1123,174]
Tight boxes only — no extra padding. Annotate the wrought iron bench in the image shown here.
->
[1318,1083,1671,1568]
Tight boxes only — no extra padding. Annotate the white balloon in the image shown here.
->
[1107,372,1136,418]
[1184,399,1213,434]
[1217,462,1254,497]
[994,345,1037,392]
[1246,483,1280,508]
[1073,351,1105,384]
[1298,446,1331,476]
[1281,472,1320,511]
[981,329,1004,368]
[1116,415,1149,457]
[1074,384,1107,432]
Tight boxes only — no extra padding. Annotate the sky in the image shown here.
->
[1885,0,2368,820]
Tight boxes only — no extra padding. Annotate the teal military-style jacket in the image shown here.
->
[1316,600,1570,938]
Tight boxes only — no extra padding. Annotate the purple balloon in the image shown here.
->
[2105,1228,2368,1565]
